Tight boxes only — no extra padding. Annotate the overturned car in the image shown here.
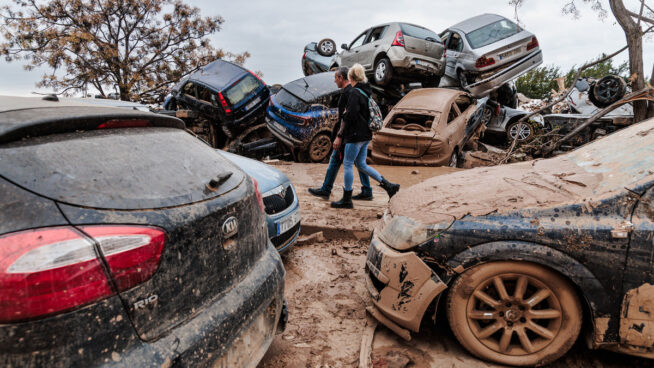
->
[366,119,654,366]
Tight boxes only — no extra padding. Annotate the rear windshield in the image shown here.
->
[224,74,260,105]
[400,24,440,42]
[276,89,309,113]
[465,19,520,49]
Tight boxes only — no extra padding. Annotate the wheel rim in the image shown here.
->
[509,123,531,141]
[309,135,331,162]
[449,152,458,167]
[321,41,334,54]
[597,79,619,100]
[466,273,563,356]
[458,72,467,88]
[375,62,386,81]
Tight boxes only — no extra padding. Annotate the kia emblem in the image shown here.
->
[222,216,238,238]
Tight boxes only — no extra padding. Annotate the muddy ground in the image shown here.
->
[258,163,654,368]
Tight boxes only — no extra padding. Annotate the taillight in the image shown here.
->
[302,51,307,60]
[0,226,165,323]
[98,119,151,129]
[218,92,232,115]
[475,56,496,69]
[391,31,405,47]
[526,37,539,51]
[290,114,311,126]
[252,178,265,212]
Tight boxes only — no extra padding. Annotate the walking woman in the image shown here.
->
[331,64,399,209]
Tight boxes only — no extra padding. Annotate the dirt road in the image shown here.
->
[258,163,654,368]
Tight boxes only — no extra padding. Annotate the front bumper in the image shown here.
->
[266,185,301,253]
[466,50,543,98]
[365,233,447,335]
[265,116,306,149]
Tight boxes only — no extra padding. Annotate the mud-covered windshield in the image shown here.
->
[465,19,520,49]
[275,89,309,113]
[224,74,260,105]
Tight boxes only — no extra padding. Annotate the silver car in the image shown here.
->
[440,14,543,97]
[333,22,446,87]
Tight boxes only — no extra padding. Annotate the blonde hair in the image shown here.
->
[348,63,367,83]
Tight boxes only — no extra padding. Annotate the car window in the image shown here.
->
[448,33,464,52]
[440,31,451,44]
[465,19,520,49]
[276,88,309,113]
[196,84,214,104]
[388,112,439,129]
[350,32,368,49]
[183,82,196,97]
[455,95,472,112]
[224,74,260,105]
[447,104,460,124]
[367,26,388,43]
[400,23,440,41]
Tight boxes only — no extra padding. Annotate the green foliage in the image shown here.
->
[515,54,630,100]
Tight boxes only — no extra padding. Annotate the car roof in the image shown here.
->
[186,59,249,90]
[394,88,469,112]
[449,13,506,33]
[283,72,339,101]
[0,95,184,144]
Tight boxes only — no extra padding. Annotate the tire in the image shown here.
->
[457,70,469,91]
[317,38,336,57]
[422,76,441,88]
[307,133,332,163]
[506,120,534,143]
[373,58,393,86]
[446,261,582,367]
[589,75,626,108]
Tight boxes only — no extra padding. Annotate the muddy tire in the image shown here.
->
[446,261,582,367]
[374,58,393,86]
[307,133,332,162]
[506,120,534,143]
[589,75,626,108]
[317,38,337,57]
[457,70,469,91]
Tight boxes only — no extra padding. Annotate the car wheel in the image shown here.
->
[589,75,626,108]
[448,150,459,168]
[374,58,393,86]
[422,76,441,88]
[317,38,337,57]
[457,70,469,90]
[506,120,534,143]
[447,261,582,367]
[308,133,332,162]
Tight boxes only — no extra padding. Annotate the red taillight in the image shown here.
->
[391,31,405,47]
[97,119,151,129]
[217,92,232,115]
[0,226,165,323]
[290,114,311,126]
[475,56,496,69]
[252,178,265,213]
[526,37,539,51]
[302,51,307,60]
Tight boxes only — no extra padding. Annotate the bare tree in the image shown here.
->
[510,0,654,120]
[0,0,249,101]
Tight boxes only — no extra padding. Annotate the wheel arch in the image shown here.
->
[373,52,389,68]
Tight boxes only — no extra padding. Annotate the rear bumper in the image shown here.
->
[369,148,450,167]
[387,47,445,77]
[466,50,543,97]
[265,116,306,149]
[1,243,286,368]
[365,233,447,334]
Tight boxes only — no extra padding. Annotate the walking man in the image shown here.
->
[308,66,373,200]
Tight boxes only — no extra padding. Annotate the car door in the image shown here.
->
[619,184,654,348]
[443,31,464,79]
[195,83,221,118]
[358,26,388,71]
[178,81,199,110]
[440,102,464,155]
[341,30,370,67]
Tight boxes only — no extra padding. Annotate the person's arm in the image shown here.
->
[339,89,360,138]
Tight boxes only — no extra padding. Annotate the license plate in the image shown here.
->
[499,48,520,60]
[272,120,287,133]
[277,209,300,235]
[245,97,261,111]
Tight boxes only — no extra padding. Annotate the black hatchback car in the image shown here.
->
[366,118,654,366]
[164,59,270,145]
[0,97,286,367]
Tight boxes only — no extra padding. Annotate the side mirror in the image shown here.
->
[341,43,349,51]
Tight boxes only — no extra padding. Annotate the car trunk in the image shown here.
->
[400,24,444,60]
[476,31,535,71]
[0,127,266,341]
[373,112,437,158]
[225,74,266,120]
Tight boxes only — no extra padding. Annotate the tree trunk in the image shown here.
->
[609,0,647,122]
[648,63,654,119]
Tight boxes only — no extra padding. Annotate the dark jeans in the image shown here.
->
[321,148,372,194]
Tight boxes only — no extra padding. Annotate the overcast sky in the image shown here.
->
[1,0,652,96]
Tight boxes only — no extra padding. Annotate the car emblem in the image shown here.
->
[280,186,287,198]
[222,216,238,238]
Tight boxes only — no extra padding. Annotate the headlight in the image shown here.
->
[378,213,454,251]
[262,184,285,197]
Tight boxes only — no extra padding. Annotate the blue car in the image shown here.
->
[217,150,300,253]
[266,72,341,162]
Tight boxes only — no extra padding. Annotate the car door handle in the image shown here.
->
[374,45,379,48]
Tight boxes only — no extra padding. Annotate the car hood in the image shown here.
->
[216,150,289,193]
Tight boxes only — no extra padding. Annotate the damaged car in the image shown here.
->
[366,118,654,366]
[440,13,543,97]
[481,97,546,144]
[369,88,485,167]
[266,72,341,162]
[0,96,286,367]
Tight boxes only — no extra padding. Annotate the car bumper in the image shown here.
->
[266,185,301,253]
[466,50,543,98]
[265,116,306,149]
[365,232,447,336]
[1,243,286,368]
[387,47,445,77]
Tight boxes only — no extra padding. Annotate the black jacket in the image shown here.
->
[332,84,352,140]
[339,82,373,143]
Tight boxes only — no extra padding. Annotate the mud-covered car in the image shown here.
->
[164,59,270,147]
[304,22,446,87]
[369,88,485,167]
[440,13,542,97]
[0,97,286,367]
[266,72,341,162]
[217,150,301,253]
[365,118,654,366]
